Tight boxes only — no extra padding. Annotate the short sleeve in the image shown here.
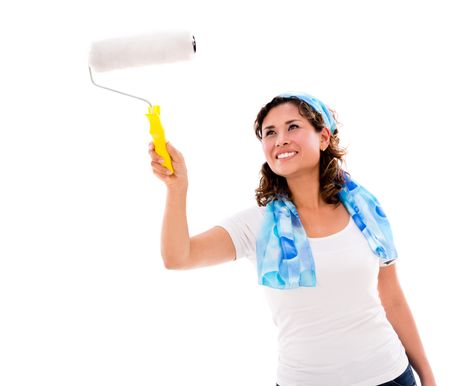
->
[379,259,397,267]
[216,206,263,260]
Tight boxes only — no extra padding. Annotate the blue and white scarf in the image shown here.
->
[255,92,398,290]
[255,174,398,290]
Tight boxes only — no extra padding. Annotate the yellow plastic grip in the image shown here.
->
[146,105,174,174]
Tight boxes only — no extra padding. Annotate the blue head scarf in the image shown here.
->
[278,91,337,134]
[256,92,398,290]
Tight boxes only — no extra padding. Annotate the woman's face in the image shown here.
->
[261,102,325,178]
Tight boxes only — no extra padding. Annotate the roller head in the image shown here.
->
[88,30,196,72]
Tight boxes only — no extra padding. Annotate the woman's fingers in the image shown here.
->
[148,141,179,161]
[148,141,188,187]
[148,141,184,172]
[148,142,165,163]
[151,159,172,175]
[165,142,183,162]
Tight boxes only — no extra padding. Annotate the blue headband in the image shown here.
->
[278,92,337,134]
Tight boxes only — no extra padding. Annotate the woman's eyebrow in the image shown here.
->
[263,119,301,132]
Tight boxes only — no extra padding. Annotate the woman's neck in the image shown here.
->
[287,172,326,211]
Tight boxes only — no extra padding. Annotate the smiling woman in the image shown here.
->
[151,91,435,386]
[253,95,348,208]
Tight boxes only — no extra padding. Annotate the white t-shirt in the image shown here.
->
[217,206,409,386]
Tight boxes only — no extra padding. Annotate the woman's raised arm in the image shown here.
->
[149,142,235,270]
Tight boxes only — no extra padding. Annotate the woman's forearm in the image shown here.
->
[384,301,437,385]
[160,185,190,269]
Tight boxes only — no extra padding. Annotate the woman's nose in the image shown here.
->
[276,132,290,147]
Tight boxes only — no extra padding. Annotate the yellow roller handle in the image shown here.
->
[146,105,174,174]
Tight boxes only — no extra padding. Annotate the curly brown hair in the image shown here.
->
[253,96,350,207]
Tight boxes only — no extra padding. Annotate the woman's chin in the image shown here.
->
[273,168,295,178]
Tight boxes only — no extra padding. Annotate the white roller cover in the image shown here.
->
[88,30,196,72]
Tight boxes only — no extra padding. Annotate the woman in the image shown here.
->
[149,92,436,386]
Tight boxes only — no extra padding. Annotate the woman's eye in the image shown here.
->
[264,125,298,138]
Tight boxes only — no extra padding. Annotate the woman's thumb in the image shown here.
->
[166,141,177,159]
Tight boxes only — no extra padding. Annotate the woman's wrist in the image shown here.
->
[418,367,437,386]
[167,182,188,194]
[420,375,437,386]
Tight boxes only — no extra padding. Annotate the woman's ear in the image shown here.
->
[320,127,331,150]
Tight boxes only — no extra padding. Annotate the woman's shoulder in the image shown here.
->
[230,204,266,220]
[218,204,266,231]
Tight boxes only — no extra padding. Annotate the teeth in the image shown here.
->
[277,151,297,159]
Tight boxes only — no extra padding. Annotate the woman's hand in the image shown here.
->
[148,141,188,190]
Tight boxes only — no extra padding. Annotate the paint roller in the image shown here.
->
[88,30,197,173]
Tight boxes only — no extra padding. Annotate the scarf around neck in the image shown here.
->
[255,173,398,290]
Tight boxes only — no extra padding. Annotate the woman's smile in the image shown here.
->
[276,151,298,161]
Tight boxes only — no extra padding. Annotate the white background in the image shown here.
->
[0,0,448,385]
